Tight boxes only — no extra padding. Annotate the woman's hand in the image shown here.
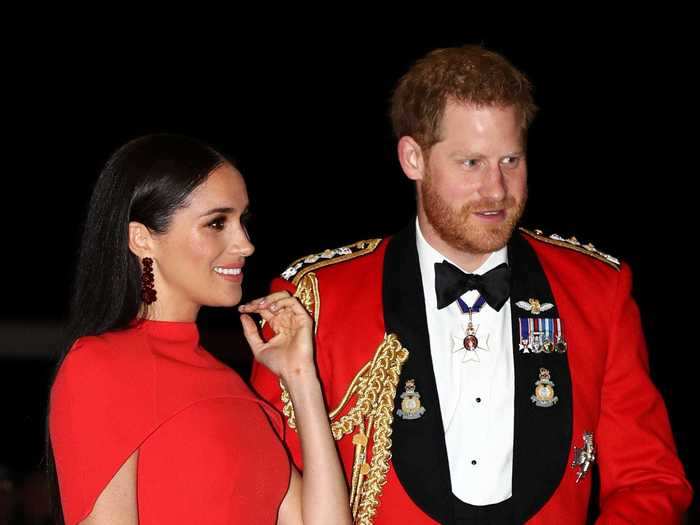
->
[239,292,315,383]
[242,292,352,525]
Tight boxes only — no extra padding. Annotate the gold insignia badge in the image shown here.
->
[531,368,559,407]
[516,298,554,315]
[397,379,426,420]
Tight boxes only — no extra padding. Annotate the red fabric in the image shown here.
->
[50,319,290,525]
[250,234,692,524]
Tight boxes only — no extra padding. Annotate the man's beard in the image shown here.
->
[421,174,527,255]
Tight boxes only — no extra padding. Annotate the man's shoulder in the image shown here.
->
[518,227,621,272]
[279,237,388,285]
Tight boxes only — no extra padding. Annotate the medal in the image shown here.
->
[531,367,559,407]
[451,326,489,362]
[464,315,479,350]
[555,318,567,353]
[457,295,486,350]
[556,338,568,353]
[519,317,567,354]
[542,318,553,353]
[453,296,489,362]
[519,318,532,353]
[397,379,426,420]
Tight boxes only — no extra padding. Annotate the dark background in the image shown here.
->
[0,27,696,523]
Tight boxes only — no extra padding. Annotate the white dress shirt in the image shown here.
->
[416,219,514,505]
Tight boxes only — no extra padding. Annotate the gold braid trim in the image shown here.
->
[328,335,406,441]
[294,272,320,330]
[279,272,321,431]
[280,238,383,286]
[520,227,621,271]
[329,361,371,420]
[279,334,409,524]
[279,380,296,429]
[354,335,406,525]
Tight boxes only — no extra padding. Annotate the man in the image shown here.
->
[251,46,692,524]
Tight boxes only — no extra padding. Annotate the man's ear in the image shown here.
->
[397,136,427,182]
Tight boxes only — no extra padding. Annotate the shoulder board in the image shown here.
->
[281,238,383,285]
[519,227,621,271]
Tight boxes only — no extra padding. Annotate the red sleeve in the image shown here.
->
[596,264,692,523]
[49,336,154,525]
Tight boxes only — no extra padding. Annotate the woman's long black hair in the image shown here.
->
[48,134,229,523]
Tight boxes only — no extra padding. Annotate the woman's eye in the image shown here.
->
[208,217,226,231]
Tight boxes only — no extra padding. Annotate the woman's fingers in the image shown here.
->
[238,291,291,312]
[255,307,279,325]
[239,294,311,334]
[241,296,314,377]
[266,297,308,315]
[240,314,265,352]
[251,297,310,318]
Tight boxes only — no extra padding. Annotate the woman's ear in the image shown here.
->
[128,222,154,258]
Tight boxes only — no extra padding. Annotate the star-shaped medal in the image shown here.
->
[451,324,490,363]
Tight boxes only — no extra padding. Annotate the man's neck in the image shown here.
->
[417,214,491,273]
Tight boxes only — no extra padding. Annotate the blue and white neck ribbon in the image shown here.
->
[456,295,487,314]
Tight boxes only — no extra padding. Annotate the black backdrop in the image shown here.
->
[1,28,696,522]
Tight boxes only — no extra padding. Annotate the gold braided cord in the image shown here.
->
[278,272,320,431]
[349,420,368,518]
[355,335,407,524]
[294,272,320,332]
[277,334,408,524]
[330,335,406,441]
[279,379,297,430]
[329,361,372,419]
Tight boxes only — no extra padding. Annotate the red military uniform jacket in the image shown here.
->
[251,222,692,524]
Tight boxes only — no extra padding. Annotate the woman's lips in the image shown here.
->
[213,266,243,282]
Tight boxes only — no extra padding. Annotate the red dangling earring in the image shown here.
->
[141,257,157,304]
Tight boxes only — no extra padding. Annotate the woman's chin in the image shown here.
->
[205,293,243,308]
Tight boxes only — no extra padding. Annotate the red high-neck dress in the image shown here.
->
[50,319,290,525]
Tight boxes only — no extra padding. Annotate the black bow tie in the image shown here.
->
[434,261,511,311]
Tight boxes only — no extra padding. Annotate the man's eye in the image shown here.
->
[463,159,478,168]
[501,156,520,167]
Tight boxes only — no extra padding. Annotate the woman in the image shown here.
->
[49,134,351,525]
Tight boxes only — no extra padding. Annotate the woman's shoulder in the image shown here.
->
[52,327,153,407]
[62,327,150,372]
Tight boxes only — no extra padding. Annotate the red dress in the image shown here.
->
[50,319,290,525]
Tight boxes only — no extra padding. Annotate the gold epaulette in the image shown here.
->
[281,238,383,286]
[520,227,621,271]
